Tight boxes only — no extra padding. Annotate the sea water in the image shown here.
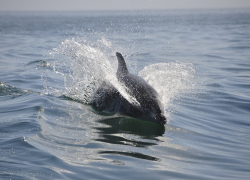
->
[0,9,250,179]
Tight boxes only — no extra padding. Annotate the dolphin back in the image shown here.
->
[115,52,167,124]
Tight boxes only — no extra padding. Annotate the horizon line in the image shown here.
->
[0,7,249,13]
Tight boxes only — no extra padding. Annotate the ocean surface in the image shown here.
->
[0,9,250,180]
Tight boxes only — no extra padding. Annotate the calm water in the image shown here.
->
[0,9,250,180]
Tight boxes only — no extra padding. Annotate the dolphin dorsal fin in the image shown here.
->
[116,52,128,77]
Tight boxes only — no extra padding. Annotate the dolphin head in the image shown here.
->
[155,113,167,125]
[142,101,167,125]
[140,110,167,125]
[147,108,167,125]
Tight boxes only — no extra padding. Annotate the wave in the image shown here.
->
[0,81,38,96]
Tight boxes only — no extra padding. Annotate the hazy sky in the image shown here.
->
[1,0,250,11]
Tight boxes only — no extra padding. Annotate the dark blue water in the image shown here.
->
[1,9,250,180]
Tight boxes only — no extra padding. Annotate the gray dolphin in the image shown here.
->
[91,52,167,125]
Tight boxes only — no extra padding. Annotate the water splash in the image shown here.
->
[54,38,140,106]
[139,62,196,116]
[51,38,195,117]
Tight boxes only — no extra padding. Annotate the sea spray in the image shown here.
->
[50,38,195,118]
[139,62,196,117]
[54,38,140,106]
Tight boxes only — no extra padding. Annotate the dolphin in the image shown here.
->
[91,52,167,125]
